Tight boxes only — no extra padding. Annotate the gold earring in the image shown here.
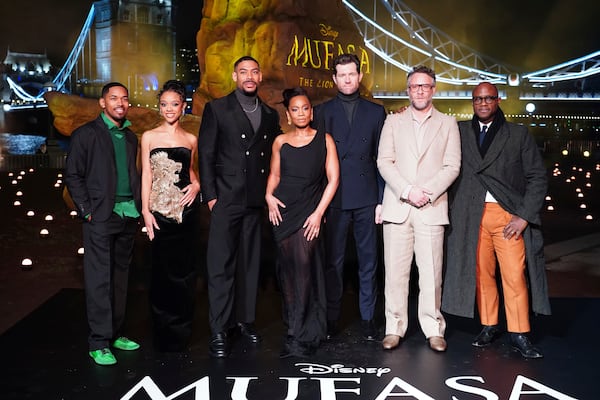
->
[287,118,292,125]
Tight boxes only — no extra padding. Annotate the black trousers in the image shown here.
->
[324,205,379,322]
[82,213,138,351]
[206,203,262,334]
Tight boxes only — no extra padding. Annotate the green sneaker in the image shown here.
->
[89,348,117,365]
[112,336,140,351]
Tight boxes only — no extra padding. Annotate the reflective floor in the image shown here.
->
[0,288,598,399]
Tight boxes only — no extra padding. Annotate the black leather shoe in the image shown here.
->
[361,319,377,341]
[237,322,261,343]
[326,320,338,340]
[472,325,502,347]
[509,333,543,359]
[208,332,229,358]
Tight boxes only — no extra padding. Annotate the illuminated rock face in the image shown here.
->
[194,0,377,123]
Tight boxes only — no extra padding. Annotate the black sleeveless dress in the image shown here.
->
[272,129,327,357]
[148,147,199,352]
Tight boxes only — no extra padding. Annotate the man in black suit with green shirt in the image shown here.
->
[65,82,141,366]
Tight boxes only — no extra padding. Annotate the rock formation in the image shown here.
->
[194,0,378,124]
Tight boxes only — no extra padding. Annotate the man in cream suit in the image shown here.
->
[377,65,461,352]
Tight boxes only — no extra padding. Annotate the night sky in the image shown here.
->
[0,0,598,73]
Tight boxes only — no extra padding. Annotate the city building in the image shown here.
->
[86,0,177,104]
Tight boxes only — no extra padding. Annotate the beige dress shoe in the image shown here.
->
[428,336,447,352]
[382,334,401,350]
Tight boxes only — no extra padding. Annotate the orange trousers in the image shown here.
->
[476,203,530,333]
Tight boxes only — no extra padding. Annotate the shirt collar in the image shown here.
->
[410,106,433,123]
[101,112,131,131]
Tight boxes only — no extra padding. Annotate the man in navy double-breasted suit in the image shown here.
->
[314,54,387,341]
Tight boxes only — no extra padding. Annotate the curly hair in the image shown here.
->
[158,80,186,102]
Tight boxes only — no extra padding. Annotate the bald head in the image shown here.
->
[474,82,498,97]
[472,82,501,124]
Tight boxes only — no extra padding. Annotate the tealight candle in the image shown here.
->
[21,259,33,270]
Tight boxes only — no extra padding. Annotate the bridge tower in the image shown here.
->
[91,0,176,103]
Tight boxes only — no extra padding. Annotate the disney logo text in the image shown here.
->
[319,24,339,40]
[296,363,391,378]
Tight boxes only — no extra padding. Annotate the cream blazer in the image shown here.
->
[377,107,461,225]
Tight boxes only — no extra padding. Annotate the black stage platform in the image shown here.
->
[1,287,597,400]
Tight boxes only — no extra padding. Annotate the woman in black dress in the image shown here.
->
[141,80,200,352]
[265,87,339,357]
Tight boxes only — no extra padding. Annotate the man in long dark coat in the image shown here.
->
[442,82,551,359]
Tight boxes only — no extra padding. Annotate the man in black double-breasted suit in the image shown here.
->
[198,56,282,358]
[65,82,142,366]
[314,54,387,341]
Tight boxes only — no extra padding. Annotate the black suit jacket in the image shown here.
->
[198,92,282,208]
[65,116,141,222]
[314,96,386,209]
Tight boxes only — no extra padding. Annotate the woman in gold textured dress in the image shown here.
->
[141,80,200,352]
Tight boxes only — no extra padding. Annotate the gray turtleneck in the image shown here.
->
[235,89,262,133]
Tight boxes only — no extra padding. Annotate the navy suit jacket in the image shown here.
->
[198,92,282,208]
[314,96,386,210]
[65,116,141,222]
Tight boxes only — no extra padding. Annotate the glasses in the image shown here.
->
[408,83,434,92]
[472,96,498,104]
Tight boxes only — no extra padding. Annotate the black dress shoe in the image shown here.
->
[237,322,261,343]
[326,320,338,340]
[208,332,229,358]
[472,325,502,347]
[361,319,377,341]
[509,333,543,359]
